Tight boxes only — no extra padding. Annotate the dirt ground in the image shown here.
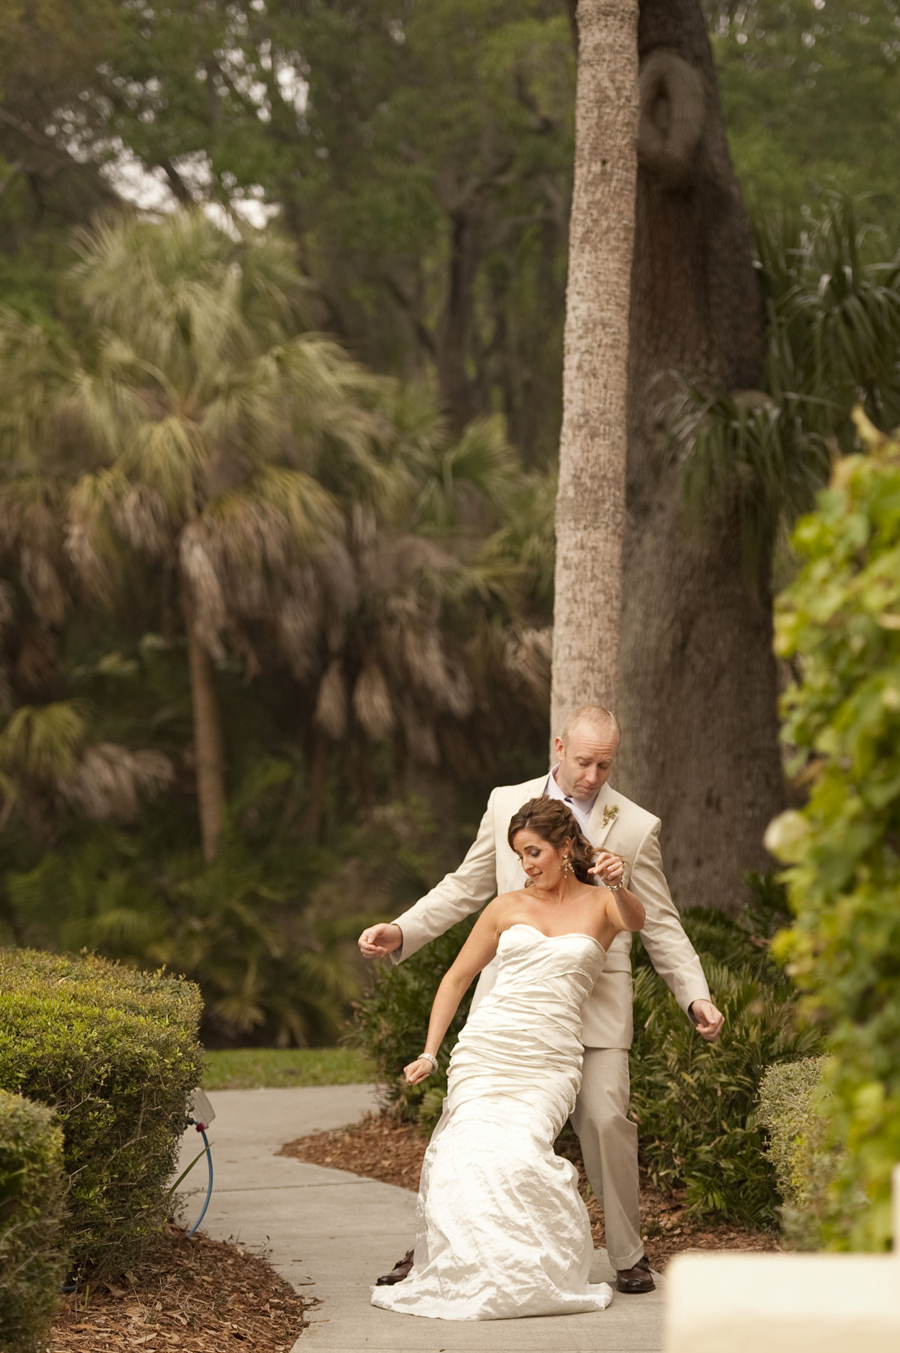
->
[49,1225,311,1353]
[280,1111,781,1272]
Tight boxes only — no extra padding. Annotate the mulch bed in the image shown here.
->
[280,1111,781,1272]
[49,1225,312,1353]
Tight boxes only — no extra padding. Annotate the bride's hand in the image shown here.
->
[589,851,624,888]
[404,1057,434,1086]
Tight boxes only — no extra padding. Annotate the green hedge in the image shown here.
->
[757,1056,839,1250]
[769,417,900,1249]
[0,948,202,1277]
[0,1089,67,1353]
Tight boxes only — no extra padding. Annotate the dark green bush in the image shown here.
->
[0,1089,67,1353]
[348,917,476,1129]
[757,1056,839,1249]
[0,947,202,1277]
[628,883,823,1226]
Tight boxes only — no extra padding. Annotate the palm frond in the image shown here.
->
[59,743,174,821]
[314,659,347,738]
[124,416,206,512]
[352,660,396,740]
[0,700,87,781]
[671,192,900,561]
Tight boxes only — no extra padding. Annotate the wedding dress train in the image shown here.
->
[371,923,613,1320]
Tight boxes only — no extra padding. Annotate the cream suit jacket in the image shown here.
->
[391,774,711,1049]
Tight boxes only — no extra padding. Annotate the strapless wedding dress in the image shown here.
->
[371,923,613,1321]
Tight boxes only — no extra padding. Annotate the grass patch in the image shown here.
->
[201,1046,376,1091]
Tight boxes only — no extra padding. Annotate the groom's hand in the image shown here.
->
[358,923,403,959]
[689,999,724,1042]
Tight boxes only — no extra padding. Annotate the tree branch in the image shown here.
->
[160,158,195,205]
[380,274,436,356]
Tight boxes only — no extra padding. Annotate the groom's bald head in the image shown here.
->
[559,705,621,744]
[554,706,620,799]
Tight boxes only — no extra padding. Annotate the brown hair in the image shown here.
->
[507,798,595,883]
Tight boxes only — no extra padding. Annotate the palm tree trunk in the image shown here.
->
[181,581,226,862]
[551,0,640,735]
[301,731,330,839]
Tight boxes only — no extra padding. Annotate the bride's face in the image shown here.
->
[512,828,570,887]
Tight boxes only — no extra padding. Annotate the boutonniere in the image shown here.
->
[602,804,619,829]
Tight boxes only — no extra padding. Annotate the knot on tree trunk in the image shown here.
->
[638,48,705,188]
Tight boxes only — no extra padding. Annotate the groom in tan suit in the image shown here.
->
[359,704,724,1293]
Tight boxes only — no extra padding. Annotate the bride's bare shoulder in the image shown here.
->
[492,888,530,908]
[481,890,528,924]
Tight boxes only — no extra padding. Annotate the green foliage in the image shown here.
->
[0,1088,67,1353]
[201,1046,376,1091]
[628,884,822,1226]
[2,764,466,1048]
[705,2,900,211]
[768,417,900,1250]
[347,917,477,1129]
[757,1056,839,1250]
[0,207,552,1047]
[674,194,900,569]
[0,1,575,462]
[0,947,202,1277]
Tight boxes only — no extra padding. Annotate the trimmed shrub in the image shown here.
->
[0,947,202,1277]
[0,1089,67,1353]
[757,1056,840,1250]
[768,417,900,1250]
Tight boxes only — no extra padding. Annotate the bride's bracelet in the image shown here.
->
[606,880,625,892]
[417,1052,438,1071]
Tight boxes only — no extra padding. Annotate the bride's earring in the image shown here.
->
[562,853,573,878]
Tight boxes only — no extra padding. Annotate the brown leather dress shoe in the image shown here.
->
[375,1248,414,1286]
[616,1254,655,1294]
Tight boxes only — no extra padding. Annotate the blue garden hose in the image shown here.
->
[185,1120,214,1237]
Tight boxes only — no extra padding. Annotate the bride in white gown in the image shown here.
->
[371,797,646,1321]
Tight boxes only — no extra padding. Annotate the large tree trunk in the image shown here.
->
[551,0,640,736]
[614,0,784,912]
[181,583,226,862]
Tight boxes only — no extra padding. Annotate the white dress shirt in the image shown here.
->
[544,766,598,839]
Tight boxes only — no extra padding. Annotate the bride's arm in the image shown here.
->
[605,885,645,935]
[404,898,508,1086]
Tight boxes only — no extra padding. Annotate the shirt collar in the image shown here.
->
[546,766,599,823]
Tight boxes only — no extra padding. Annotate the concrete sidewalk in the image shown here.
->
[178,1085,663,1353]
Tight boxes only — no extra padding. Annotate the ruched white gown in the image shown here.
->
[371,923,613,1321]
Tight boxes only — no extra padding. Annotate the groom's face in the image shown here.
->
[554,723,619,799]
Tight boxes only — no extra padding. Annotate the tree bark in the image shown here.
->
[551,0,640,736]
[181,582,227,862]
[435,203,482,434]
[614,0,784,912]
[301,732,330,840]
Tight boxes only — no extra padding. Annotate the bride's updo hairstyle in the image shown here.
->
[507,798,595,884]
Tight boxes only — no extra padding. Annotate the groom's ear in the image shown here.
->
[553,735,564,761]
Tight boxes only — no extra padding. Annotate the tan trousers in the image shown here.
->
[570,1047,643,1271]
